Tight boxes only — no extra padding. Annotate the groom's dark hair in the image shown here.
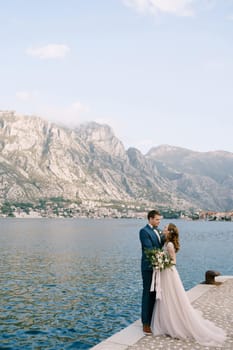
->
[147,210,161,220]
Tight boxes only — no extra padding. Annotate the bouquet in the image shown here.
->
[145,248,173,271]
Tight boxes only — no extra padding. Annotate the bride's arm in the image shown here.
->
[167,242,176,264]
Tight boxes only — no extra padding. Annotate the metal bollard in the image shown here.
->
[204,270,221,285]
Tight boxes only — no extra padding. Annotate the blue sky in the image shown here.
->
[1,0,233,154]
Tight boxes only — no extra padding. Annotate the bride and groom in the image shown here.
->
[139,210,226,347]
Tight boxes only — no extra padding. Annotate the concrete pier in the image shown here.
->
[91,276,233,350]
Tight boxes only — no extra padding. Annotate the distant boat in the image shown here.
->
[208,216,216,221]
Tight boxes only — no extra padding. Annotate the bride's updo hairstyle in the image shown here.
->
[168,223,180,252]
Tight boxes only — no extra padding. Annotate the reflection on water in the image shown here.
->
[0,218,232,349]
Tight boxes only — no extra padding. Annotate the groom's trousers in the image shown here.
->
[141,270,156,325]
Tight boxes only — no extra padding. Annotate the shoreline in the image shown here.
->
[0,214,233,221]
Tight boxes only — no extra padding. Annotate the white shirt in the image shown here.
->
[149,223,161,243]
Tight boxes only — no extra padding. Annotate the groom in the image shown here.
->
[139,210,165,335]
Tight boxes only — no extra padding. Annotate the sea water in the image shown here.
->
[0,218,232,349]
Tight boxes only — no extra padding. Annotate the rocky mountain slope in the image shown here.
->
[146,145,233,211]
[0,111,232,211]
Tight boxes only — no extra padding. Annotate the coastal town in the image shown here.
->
[0,198,232,221]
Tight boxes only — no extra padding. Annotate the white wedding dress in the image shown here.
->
[151,242,226,347]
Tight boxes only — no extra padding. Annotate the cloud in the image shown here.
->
[16,90,39,101]
[40,101,91,126]
[26,44,70,59]
[70,101,90,114]
[40,103,124,141]
[122,0,195,17]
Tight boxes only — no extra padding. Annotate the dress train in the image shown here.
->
[151,244,226,347]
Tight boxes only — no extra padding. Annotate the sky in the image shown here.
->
[1,0,233,154]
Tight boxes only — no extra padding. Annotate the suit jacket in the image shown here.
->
[139,224,165,271]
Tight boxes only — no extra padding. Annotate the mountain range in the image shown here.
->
[0,110,233,211]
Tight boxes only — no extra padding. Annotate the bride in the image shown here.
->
[151,223,226,347]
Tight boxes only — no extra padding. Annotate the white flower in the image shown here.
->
[145,248,173,271]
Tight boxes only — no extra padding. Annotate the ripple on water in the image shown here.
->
[0,219,232,349]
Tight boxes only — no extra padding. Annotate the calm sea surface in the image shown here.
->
[0,218,232,349]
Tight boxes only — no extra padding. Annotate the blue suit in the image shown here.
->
[139,224,165,325]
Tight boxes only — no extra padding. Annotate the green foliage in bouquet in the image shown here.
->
[145,248,173,271]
